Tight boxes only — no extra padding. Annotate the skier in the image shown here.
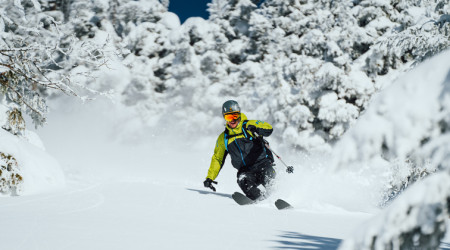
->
[203,100,276,201]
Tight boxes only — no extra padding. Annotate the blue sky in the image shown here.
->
[168,0,211,23]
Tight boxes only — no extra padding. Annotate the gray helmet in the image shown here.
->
[222,100,240,116]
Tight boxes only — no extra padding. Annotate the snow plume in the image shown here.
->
[270,150,387,214]
[336,49,450,249]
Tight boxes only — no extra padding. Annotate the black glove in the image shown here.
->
[247,125,263,141]
[203,178,217,192]
[203,178,213,188]
[247,125,257,134]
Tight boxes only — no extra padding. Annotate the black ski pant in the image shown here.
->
[237,161,276,200]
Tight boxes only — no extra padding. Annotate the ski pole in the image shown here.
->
[264,142,294,173]
[254,132,294,173]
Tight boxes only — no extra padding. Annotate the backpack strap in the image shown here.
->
[224,128,229,151]
[241,120,255,141]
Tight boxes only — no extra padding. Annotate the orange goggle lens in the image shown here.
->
[224,113,240,122]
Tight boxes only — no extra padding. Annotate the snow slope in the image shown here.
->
[0,97,373,250]
[1,56,450,249]
[0,96,447,250]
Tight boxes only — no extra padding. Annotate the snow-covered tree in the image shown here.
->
[209,0,260,40]
[0,0,109,134]
[245,0,450,150]
[109,0,180,126]
[335,49,450,250]
[0,0,110,196]
[43,0,448,151]
[50,0,447,155]
[362,0,450,77]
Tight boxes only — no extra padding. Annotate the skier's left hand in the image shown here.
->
[247,125,257,134]
[248,125,264,140]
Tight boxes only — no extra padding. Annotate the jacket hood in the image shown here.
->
[226,113,247,133]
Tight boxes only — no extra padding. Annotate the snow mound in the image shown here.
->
[339,170,450,250]
[0,129,65,196]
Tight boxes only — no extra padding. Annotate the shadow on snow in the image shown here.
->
[271,232,450,250]
[441,242,450,250]
[186,188,232,199]
[271,231,341,250]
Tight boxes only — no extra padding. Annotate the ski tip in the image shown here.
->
[275,199,293,210]
[232,192,255,205]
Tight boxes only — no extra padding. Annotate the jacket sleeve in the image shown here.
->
[246,120,273,137]
[206,133,227,180]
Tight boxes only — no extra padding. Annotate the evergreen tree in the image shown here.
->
[0,0,108,134]
[50,0,449,151]
[237,0,450,150]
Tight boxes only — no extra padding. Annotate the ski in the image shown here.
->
[275,199,293,210]
[232,192,255,205]
[232,192,293,210]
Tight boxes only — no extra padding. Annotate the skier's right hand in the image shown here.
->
[204,178,213,188]
[204,178,217,192]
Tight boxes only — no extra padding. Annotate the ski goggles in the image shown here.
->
[224,112,240,122]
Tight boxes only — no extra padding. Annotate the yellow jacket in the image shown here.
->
[206,113,273,180]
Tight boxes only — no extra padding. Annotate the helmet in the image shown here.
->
[222,100,240,116]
